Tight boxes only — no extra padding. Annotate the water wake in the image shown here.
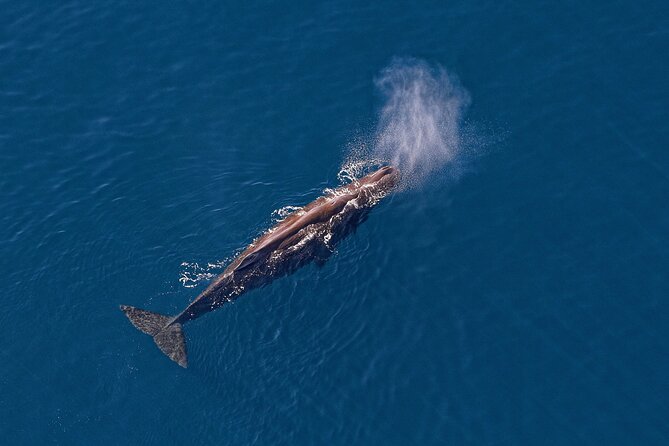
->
[343,58,473,189]
[179,260,229,288]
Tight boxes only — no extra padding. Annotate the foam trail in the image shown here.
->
[179,260,228,288]
[344,59,471,189]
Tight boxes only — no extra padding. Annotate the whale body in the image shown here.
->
[121,165,399,367]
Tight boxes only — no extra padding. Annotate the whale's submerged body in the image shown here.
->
[121,166,400,367]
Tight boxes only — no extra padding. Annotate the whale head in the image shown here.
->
[356,165,400,197]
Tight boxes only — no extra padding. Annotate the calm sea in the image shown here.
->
[1,1,667,444]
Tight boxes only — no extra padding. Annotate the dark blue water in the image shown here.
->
[2,1,668,444]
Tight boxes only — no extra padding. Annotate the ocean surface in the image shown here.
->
[1,1,668,444]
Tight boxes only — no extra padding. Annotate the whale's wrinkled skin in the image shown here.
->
[121,166,399,368]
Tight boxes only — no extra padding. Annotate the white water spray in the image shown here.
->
[343,59,472,189]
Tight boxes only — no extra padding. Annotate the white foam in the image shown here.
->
[179,260,228,288]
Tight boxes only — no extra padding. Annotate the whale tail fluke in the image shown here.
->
[120,305,188,368]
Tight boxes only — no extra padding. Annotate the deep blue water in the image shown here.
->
[2,1,668,444]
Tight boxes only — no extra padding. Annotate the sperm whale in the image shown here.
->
[120,166,400,367]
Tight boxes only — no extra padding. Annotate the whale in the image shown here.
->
[121,165,399,367]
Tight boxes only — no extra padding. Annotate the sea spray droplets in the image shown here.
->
[337,157,384,185]
[372,59,470,188]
